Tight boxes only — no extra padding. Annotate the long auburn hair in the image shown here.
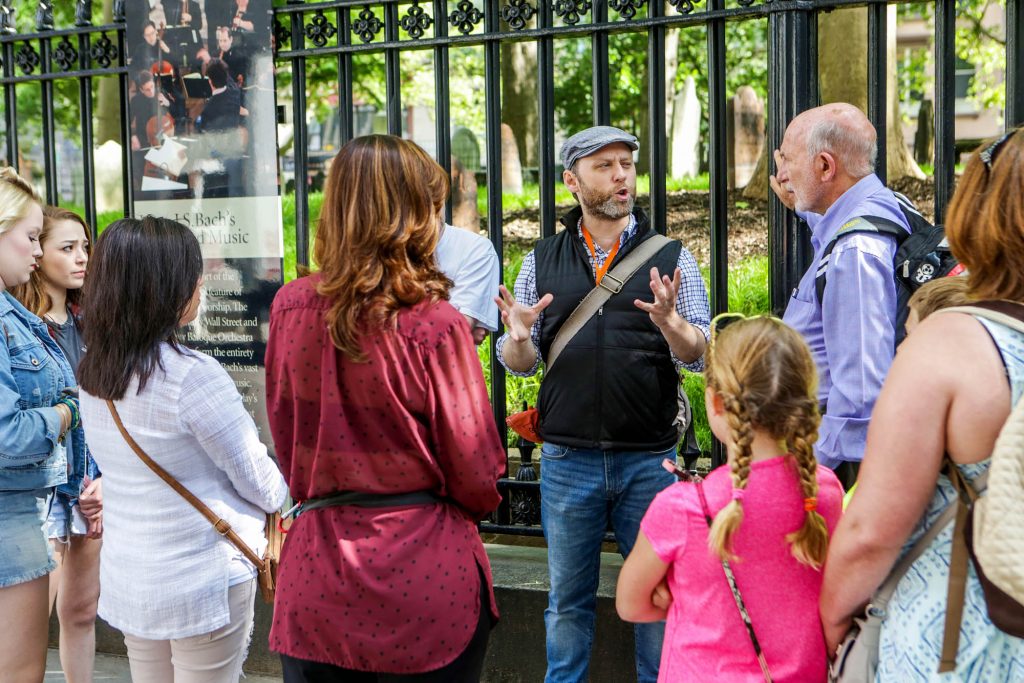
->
[77,216,203,400]
[12,206,91,316]
[703,316,830,569]
[314,135,451,360]
[945,128,1024,302]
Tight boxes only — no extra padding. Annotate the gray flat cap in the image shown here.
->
[560,126,639,171]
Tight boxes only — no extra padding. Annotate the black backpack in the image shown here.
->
[814,192,963,346]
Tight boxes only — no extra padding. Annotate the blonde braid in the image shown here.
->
[785,403,829,568]
[708,392,755,562]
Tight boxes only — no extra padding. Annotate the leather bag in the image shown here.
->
[828,486,973,683]
[106,399,281,604]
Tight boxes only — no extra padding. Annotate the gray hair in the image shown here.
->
[805,119,877,179]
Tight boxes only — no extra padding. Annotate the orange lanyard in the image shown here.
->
[582,227,621,286]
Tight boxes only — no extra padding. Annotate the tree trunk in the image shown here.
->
[95,0,122,144]
[500,41,538,174]
[665,17,680,176]
[743,5,923,198]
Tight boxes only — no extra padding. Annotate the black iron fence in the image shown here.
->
[1,0,1020,536]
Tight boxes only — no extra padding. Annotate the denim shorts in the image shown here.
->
[0,488,56,587]
[46,493,88,541]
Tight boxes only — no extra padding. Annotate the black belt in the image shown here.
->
[298,490,442,516]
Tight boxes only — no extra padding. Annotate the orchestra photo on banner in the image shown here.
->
[125,0,276,201]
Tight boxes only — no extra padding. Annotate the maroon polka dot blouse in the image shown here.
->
[265,276,506,673]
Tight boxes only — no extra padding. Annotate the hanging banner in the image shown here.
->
[126,0,282,448]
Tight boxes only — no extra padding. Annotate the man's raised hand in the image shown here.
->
[496,285,553,344]
[769,148,796,211]
[634,266,681,330]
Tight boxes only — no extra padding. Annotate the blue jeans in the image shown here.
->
[540,443,676,683]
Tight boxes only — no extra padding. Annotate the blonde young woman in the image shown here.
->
[12,206,101,683]
[0,169,84,683]
[617,315,844,682]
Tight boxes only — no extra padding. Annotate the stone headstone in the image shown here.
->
[451,126,481,173]
[94,140,124,214]
[670,75,701,179]
[731,86,764,189]
[451,155,480,232]
[501,123,523,195]
[914,99,934,167]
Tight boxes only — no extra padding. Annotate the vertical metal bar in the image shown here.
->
[708,0,727,316]
[40,38,58,204]
[647,0,666,233]
[933,0,955,222]
[592,1,610,125]
[2,41,17,173]
[433,0,452,220]
[867,1,887,183]
[117,28,133,214]
[484,0,506,450]
[385,3,402,136]
[289,1,310,269]
[79,30,97,236]
[338,8,354,143]
[767,5,814,316]
[707,0,728,470]
[538,2,555,238]
[1006,0,1024,128]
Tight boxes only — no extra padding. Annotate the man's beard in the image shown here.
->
[577,179,635,219]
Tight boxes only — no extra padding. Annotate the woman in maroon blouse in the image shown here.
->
[266,135,506,681]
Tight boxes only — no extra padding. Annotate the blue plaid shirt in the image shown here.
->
[496,213,710,376]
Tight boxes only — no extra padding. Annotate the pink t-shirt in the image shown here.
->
[640,456,843,683]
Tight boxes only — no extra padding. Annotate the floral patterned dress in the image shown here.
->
[877,318,1024,682]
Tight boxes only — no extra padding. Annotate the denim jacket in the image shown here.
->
[0,291,84,491]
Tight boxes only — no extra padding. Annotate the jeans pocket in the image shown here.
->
[540,442,570,460]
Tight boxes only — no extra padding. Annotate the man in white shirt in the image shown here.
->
[435,223,500,345]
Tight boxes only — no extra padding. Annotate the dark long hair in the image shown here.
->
[77,216,203,400]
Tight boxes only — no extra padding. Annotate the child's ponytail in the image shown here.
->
[785,408,829,568]
[708,391,754,562]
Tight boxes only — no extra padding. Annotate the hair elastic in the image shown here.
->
[731,488,746,502]
[803,497,818,512]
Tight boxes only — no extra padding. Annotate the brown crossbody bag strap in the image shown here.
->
[105,399,265,571]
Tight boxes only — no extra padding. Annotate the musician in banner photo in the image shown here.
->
[163,0,202,30]
[193,59,246,198]
[214,26,251,87]
[129,20,176,73]
[207,0,271,54]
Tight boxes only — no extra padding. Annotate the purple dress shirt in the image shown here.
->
[782,174,910,468]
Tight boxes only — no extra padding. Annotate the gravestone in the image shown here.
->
[914,99,934,167]
[451,126,481,173]
[94,140,124,214]
[451,155,480,232]
[730,86,764,189]
[501,123,523,195]
[670,75,701,179]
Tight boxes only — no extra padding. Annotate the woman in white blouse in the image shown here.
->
[77,216,287,682]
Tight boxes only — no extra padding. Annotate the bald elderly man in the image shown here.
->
[770,103,910,489]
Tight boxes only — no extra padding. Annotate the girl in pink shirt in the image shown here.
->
[617,315,843,682]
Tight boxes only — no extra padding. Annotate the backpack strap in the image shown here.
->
[547,233,673,370]
[813,215,908,305]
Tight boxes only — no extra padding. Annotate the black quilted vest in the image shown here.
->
[535,206,682,451]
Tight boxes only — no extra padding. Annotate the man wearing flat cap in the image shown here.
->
[496,126,710,682]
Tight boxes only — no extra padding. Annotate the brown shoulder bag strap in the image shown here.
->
[105,399,265,570]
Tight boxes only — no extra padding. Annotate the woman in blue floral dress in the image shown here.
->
[820,128,1024,681]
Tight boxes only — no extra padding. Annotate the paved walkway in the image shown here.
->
[45,649,282,682]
